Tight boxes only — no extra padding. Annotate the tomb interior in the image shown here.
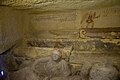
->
[0,0,120,80]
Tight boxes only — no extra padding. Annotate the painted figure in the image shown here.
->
[32,49,71,79]
[81,11,100,28]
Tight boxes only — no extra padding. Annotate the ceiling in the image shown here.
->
[0,0,120,10]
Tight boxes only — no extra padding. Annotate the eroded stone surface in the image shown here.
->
[89,63,119,80]
[10,67,39,80]
[0,0,120,10]
[80,62,92,80]
[13,46,72,59]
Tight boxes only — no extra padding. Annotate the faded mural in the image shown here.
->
[0,4,120,80]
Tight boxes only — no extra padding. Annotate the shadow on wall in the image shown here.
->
[0,1,2,4]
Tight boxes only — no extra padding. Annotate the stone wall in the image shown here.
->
[23,6,120,39]
[0,7,23,54]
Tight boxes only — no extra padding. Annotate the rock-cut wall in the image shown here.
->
[23,6,120,39]
[0,7,23,54]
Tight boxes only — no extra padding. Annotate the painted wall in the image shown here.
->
[23,6,120,39]
[0,7,23,54]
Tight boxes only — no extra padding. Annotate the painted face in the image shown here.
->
[52,54,60,61]
[52,50,61,61]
